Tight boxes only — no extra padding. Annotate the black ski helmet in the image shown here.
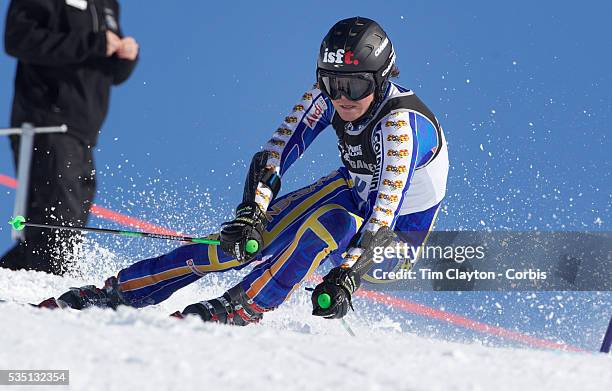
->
[317,17,396,102]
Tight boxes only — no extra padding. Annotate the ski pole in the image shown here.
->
[312,228,397,335]
[315,292,356,337]
[8,215,260,253]
[340,318,356,337]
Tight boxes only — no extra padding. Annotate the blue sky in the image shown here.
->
[0,1,610,349]
[2,0,610,242]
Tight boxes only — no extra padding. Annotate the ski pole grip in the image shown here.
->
[245,239,259,254]
[317,293,332,309]
[8,215,26,231]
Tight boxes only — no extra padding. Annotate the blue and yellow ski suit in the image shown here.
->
[116,82,449,312]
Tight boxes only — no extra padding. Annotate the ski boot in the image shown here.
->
[37,276,126,310]
[170,285,266,326]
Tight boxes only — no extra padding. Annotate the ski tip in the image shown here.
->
[35,297,68,309]
[8,215,26,231]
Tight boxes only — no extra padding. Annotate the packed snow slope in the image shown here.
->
[0,268,610,391]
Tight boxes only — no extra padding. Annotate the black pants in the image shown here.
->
[0,133,96,275]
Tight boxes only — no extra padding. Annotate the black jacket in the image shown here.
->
[4,0,137,145]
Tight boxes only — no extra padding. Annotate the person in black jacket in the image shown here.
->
[1,0,138,275]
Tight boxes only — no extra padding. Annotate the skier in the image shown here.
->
[39,17,449,324]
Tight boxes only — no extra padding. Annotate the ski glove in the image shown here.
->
[311,266,361,319]
[220,202,267,263]
[311,227,397,319]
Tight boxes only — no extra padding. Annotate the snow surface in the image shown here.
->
[0,267,611,391]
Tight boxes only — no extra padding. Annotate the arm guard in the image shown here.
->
[242,151,281,212]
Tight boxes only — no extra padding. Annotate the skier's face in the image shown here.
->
[331,93,374,122]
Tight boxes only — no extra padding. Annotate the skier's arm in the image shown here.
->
[312,112,417,319]
[220,88,332,261]
[253,88,333,212]
[311,227,396,319]
[263,88,332,176]
[4,0,107,65]
[344,111,418,267]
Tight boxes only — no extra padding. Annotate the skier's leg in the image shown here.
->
[115,237,242,307]
[393,201,442,234]
[43,169,354,313]
[38,238,243,310]
[242,203,360,309]
[119,168,355,310]
[179,205,360,324]
[178,169,362,324]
